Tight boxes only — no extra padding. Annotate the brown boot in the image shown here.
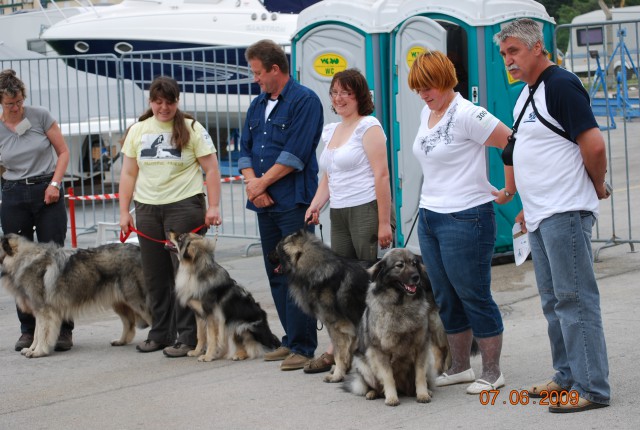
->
[15,333,34,351]
[54,330,73,352]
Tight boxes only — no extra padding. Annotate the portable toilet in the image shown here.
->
[389,0,555,255]
[292,0,402,142]
[292,0,401,247]
[292,0,556,256]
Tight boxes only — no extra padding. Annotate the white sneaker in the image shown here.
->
[435,368,476,387]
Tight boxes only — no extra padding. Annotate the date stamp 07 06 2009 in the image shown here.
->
[478,390,580,406]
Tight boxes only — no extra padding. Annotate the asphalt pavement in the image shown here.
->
[0,227,638,429]
[2,112,640,429]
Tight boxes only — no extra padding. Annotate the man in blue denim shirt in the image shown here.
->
[238,39,323,371]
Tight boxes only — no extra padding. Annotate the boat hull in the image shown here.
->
[49,42,260,95]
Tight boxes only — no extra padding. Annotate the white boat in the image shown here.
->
[41,0,312,56]
[0,1,109,56]
[40,0,320,99]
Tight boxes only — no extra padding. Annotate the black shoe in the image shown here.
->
[136,339,168,353]
[55,330,73,352]
[15,333,34,351]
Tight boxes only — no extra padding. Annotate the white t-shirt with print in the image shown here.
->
[411,93,499,213]
[319,116,385,209]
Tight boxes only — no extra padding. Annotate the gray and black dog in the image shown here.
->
[269,229,371,382]
[167,231,280,362]
[345,248,450,406]
[0,234,151,358]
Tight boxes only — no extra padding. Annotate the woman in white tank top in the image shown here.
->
[303,69,393,374]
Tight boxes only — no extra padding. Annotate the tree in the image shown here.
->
[538,0,640,52]
[540,0,640,24]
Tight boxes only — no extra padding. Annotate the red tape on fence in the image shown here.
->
[65,175,244,248]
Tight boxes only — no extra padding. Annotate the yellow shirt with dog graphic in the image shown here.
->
[122,116,215,205]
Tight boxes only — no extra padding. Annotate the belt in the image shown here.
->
[2,174,54,185]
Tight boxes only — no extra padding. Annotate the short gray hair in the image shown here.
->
[493,18,548,55]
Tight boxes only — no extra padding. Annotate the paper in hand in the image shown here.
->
[512,222,530,266]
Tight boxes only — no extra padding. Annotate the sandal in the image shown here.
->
[303,352,335,374]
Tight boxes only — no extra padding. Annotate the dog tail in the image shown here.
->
[342,373,369,397]
[342,354,375,397]
[250,320,281,350]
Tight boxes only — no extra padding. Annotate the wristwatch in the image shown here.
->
[504,189,515,197]
[49,181,60,188]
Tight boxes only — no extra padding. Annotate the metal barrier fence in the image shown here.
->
[1,46,262,243]
[2,41,639,257]
[556,21,640,259]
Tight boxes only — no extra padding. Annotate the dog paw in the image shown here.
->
[110,339,126,346]
[187,349,204,357]
[197,355,215,362]
[365,390,378,400]
[24,349,47,358]
[385,396,400,407]
[323,373,344,383]
[416,393,432,403]
[232,353,248,361]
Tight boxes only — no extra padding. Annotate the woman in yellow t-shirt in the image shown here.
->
[119,76,222,358]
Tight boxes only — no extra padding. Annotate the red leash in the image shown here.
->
[119,224,206,244]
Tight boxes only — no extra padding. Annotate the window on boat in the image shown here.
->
[27,39,48,56]
[74,41,90,54]
[115,42,134,54]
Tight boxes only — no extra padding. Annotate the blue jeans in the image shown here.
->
[257,206,317,357]
[0,180,73,334]
[417,202,503,338]
[529,211,610,404]
[134,195,206,346]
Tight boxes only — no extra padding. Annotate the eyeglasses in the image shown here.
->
[1,98,24,109]
[329,90,353,99]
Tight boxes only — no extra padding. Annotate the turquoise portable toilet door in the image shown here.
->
[393,16,446,254]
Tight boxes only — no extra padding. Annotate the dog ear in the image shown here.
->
[1,236,15,257]
[291,250,302,267]
[367,258,386,282]
[168,230,178,242]
[183,237,197,261]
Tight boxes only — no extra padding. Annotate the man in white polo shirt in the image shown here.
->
[495,18,611,413]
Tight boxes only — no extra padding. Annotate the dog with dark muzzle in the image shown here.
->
[167,232,280,362]
[268,229,370,382]
[345,248,450,406]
